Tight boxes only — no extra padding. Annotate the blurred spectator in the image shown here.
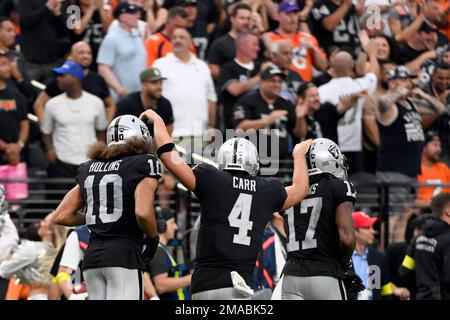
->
[34,41,116,123]
[436,0,450,40]
[264,1,327,82]
[386,213,436,300]
[116,67,174,134]
[0,17,36,109]
[397,21,438,67]
[416,131,450,206]
[109,0,149,41]
[0,185,18,299]
[376,66,445,211]
[424,0,448,47]
[0,212,66,300]
[52,225,89,300]
[70,0,110,71]
[232,66,302,167]
[400,192,450,300]
[351,211,394,300]
[318,48,379,175]
[0,51,29,168]
[310,0,363,56]
[175,0,220,60]
[252,212,286,300]
[97,1,147,101]
[40,61,107,191]
[388,0,427,40]
[153,28,217,154]
[269,40,303,104]
[207,2,252,80]
[295,82,361,144]
[148,207,191,300]
[17,0,68,83]
[217,32,261,129]
[145,6,189,67]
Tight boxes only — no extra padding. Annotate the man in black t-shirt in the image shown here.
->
[54,115,162,300]
[281,138,363,300]
[0,52,29,166]
[139,108,312,300]
[207,2,252,80]
[116,68,174,135]
[217,32,262,130]
[232,66,302,172]
[33,41,116,123]
[295,82,361,144]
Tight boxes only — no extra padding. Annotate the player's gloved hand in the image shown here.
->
[142,235,159,263]
[343,270,365,293]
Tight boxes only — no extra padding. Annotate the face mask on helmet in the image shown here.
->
[217,138,260,176]
[106,115,151,146]
[306,138,348,179]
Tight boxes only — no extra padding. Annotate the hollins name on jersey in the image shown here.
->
[88,160,122,173]
[232,176,256,192]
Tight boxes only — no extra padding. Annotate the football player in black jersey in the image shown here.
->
[280,138,364,300]
[54,115,162,300]
[140,109,312,300]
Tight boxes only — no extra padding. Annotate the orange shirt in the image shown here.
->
[438,0,450,40]
[145,33,197,67]
[145,32,173,67]
[266,31,324,81]
[416,162,450,204]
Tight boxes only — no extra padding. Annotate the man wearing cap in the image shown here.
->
[41,61,108,196]
[34,41,116,123]
[97,1,146,101]
[148,207,191,300]
[233,66,302,170]
[416,131,450,206]
[376,65,445,211]
[116,68,174,136]
[263,1,327,82]
[351,211,394,300]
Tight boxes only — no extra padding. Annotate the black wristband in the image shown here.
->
[157,143,175,158]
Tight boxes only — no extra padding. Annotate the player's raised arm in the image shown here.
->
[140,109,197,192]
[54,185,85,226]
[281,139,313,211]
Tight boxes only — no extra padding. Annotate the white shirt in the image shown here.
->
[153,53,217,137]
[318,73,377,152]
[41,91,108,165]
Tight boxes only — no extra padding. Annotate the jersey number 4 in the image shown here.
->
[84,174,123,225]
[285,197,322,252]
[228,193,254,246]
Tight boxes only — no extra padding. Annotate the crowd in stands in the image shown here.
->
[0,0,449,300]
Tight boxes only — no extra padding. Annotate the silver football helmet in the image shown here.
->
[217,138,260,176]
[306,138,348,179]
[106,115,151,146]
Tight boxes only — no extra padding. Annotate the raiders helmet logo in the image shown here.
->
[328,145,339,159]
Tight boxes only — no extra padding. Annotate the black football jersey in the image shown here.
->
[283,177,356,278]
[76,154,162,270]
[311,0,360,55]
[191,164,287,294]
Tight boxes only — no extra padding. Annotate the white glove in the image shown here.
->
[68,292,88,300]
[230,271,254,297]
